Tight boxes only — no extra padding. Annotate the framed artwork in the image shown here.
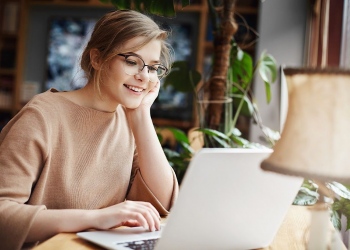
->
[45,17,96,91]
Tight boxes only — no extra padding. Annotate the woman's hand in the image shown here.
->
[139,81,160,109]
[125,80,159,119]
[91,200,161,232]
[26,200,161,243]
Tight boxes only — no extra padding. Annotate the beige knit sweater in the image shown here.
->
[0,89,178,250]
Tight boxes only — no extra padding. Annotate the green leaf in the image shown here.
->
[110,0,131,9]
[327,182,350,199]
[302,179,318,191]
[157,132,163,142]
[230,134,249,147]
[292,192,318,205]
[227,133,266,149]
[106,0,176,17]
[332,200,344,212]
[230,127,242,136]
[197,128,230,141]
[196,128,232,148]
[257,51,277,103]
[181,0,190,7]
[163,148,180,158]
[230,93,254,116]
[293,185,319,205]
[212,136,232,148]
[258,51,277,83]
[166,127,189,144]
[163,61,201,92]
[229,48,253,91]
[330,209,341,231]
[264,81,272,103]
[149,0,176,17]
[298,186,320,198]
[162,127,194,155]
[133,0,144,12]
[261,125,281,142]
[347,217,350,231]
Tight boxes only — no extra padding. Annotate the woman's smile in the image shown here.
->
[124,84,145,93]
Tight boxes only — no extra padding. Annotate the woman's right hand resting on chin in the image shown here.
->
[26,200,161,243]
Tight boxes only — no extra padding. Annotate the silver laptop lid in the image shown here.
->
[155,148,303,250]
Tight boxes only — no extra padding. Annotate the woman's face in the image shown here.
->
[99,37,162,110]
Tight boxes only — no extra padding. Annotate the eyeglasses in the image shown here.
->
[117,53,168,83]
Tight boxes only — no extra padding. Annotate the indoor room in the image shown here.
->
[0,0,350,249]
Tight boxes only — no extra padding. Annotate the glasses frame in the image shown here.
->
[117,53,168,82]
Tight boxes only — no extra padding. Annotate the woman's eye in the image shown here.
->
[148,66,157,72]
[125,59,137,66]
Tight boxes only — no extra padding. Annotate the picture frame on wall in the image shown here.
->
[45,17,96,91]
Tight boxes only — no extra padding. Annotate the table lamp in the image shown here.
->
[261,67,350,249]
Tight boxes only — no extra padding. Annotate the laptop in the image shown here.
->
[77,148,303,250]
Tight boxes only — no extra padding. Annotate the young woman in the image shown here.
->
[0,10,179,249]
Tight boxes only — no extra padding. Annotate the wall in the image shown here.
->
[249,0,308,144]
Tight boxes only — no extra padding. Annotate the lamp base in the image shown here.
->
[308,203,330,250]
[307,203,343,250]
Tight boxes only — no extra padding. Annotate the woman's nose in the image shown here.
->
[136,67,151,82]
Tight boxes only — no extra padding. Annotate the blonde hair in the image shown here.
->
[81,10,173,95]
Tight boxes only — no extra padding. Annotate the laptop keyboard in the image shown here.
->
[116,238,159,250]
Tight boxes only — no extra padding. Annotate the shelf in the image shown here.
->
[0,68,16,75]
[28,0,207,11]
[0,32,18,38]
[0,106,12,112]
[28,0,112,7]
[153,118,193,130]
[175,4,206,12]
[235,6,258,15]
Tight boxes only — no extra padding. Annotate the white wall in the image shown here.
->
[249,0,308,144]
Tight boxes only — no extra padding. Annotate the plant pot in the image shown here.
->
[196,97,233,134]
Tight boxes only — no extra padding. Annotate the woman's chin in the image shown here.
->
[124,102,142,110]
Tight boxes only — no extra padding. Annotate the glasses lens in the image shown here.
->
[155,65,167,78]
[122,55,143,76]
[147,64,167,82]
[121,55,167,83]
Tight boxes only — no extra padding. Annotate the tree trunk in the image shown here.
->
[206,0,238,130]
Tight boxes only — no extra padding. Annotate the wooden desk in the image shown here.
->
[33,205,345,250]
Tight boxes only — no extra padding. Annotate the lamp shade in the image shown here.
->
[261,68,350,183]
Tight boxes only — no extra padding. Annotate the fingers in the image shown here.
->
[148,81,160,94]
[154,81,160,89]
[94,200,161,232]
[121,220,141,227]
[122,200,161,232]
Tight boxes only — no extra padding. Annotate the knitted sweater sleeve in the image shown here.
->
[0,106,48,250]
[126,151,179,216]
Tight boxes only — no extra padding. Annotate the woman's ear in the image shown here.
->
[90,48,101,70]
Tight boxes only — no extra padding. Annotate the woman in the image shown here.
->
[0,10,178,249]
